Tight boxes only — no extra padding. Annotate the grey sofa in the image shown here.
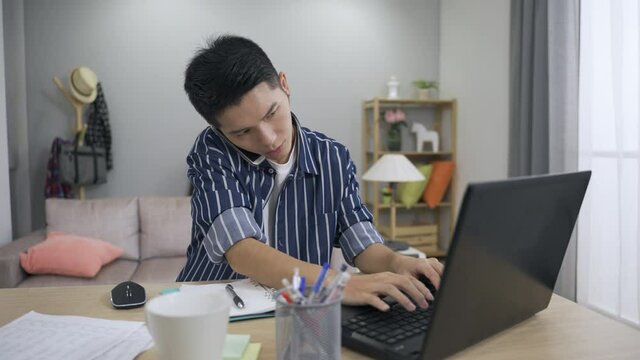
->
[0,197,191,288]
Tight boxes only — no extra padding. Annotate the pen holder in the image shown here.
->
[275,288,342,360]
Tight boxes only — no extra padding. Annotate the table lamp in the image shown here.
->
[362,154,425,249]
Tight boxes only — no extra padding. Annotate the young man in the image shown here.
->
[177,35,443,311]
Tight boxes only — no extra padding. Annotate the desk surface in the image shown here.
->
[0,283,639,359]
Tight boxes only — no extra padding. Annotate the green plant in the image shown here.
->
[412,80,439,89]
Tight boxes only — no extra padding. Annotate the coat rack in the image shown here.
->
[53,76,87,200]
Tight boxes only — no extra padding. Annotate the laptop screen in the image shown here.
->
[341,171,591,360]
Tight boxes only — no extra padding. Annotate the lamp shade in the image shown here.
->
[362,154,425,183]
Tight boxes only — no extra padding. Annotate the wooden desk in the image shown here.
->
[1,283,639,359]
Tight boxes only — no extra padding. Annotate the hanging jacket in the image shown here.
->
[86,82,113,170]
[45,137,74,199]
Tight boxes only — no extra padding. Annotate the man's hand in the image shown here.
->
[342,271,435,312]
[391,255,444,289]
[351,244,445,311]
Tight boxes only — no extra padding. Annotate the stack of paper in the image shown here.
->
[0,312,264,360]
[223,334,261,360]
[0,311,152,360]
[181,278,276,321]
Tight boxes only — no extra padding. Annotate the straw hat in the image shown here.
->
[69,66,98,104]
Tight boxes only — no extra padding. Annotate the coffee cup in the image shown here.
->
[145,290,231,360]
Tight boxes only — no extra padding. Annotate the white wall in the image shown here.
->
[20,0,440,229]
[4,0,30,238]
[0,2,13,245]
[440,0,511,207]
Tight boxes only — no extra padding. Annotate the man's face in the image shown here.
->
[216,73,294,164]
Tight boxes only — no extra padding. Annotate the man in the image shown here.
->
[177,35,443,311]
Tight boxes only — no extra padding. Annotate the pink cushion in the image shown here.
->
[19,231,124,278]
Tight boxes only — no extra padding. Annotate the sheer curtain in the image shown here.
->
[577,0,640,326]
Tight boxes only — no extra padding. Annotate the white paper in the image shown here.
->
[181,278,275,317]
[0,311,150,360]
[99,325,153,360]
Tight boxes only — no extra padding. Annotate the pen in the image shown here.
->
[298,276,306,295]
[225,284,245,309]
[320,264,349,303]
[292,267,301,290]
[311,262,330,302]
[280,290,294,304]
[326,271,351,302]
[282,278,303,304]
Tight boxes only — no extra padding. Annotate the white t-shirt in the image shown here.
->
[263,143,296,246]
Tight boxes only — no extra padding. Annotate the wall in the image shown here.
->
[4,0,30,238]
[439,0,511,205]
[19,0,440,230]
[0,2,12,245]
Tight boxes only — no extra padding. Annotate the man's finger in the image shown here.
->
[386,273,433,309]
[428,257,445,275]
[383,283,420,312]
[410,274,430,298]
[364,295,391,312]
[394,276,429,309]
[420,263,441,289]
[409,276,433,303]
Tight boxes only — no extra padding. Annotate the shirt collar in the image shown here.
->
[291,113,320,177]
[211,112,320,176]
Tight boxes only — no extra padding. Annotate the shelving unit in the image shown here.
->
[361,98,457,257]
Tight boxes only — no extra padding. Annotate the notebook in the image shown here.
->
[180,278,275,321]
[342,171,591,359]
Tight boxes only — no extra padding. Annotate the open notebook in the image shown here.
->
[180,279,276,321]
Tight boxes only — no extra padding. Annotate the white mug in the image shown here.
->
[145,290,231,360]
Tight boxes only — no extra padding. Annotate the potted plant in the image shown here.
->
[383,109,406,151]
[381,186,393,205]
[412,80,439,100]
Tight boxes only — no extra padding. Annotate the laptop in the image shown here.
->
[342,171,591,360]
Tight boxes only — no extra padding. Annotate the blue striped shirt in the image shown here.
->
[177,113,383,281]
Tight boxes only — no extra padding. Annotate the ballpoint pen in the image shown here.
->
[311,262,330,302]
[282,278,303,303]
[298,277,306,295]
[292,267,301,291]
[280,290,294,304]
[325,271,351,302]
[225,284,245,309]
[320,264,349,303]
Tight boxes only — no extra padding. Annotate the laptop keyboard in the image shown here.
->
[342,302,435,345]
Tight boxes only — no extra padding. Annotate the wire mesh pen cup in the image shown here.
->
[275,288,342,360]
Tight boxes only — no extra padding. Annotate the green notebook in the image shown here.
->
[228,311,274,323]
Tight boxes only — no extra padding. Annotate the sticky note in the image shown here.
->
[159,288,180,295]
[223,334,251,360]
[240,343,261,360]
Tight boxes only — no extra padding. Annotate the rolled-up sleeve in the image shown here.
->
[336,154,384,265]
[204,207,264,263]
[188,149,265,264]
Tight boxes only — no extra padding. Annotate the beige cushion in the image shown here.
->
[131,256,186,283]
[17,259,138,288]
[139,197,191,260]
[46,198,140,260]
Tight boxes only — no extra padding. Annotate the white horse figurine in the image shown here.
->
[411,122,439,152]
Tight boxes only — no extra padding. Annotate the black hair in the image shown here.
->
[184,35,280,127]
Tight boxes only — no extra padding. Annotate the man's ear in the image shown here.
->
[279,72,290,96]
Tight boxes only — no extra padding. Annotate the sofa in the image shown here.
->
[0,197,191,288]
